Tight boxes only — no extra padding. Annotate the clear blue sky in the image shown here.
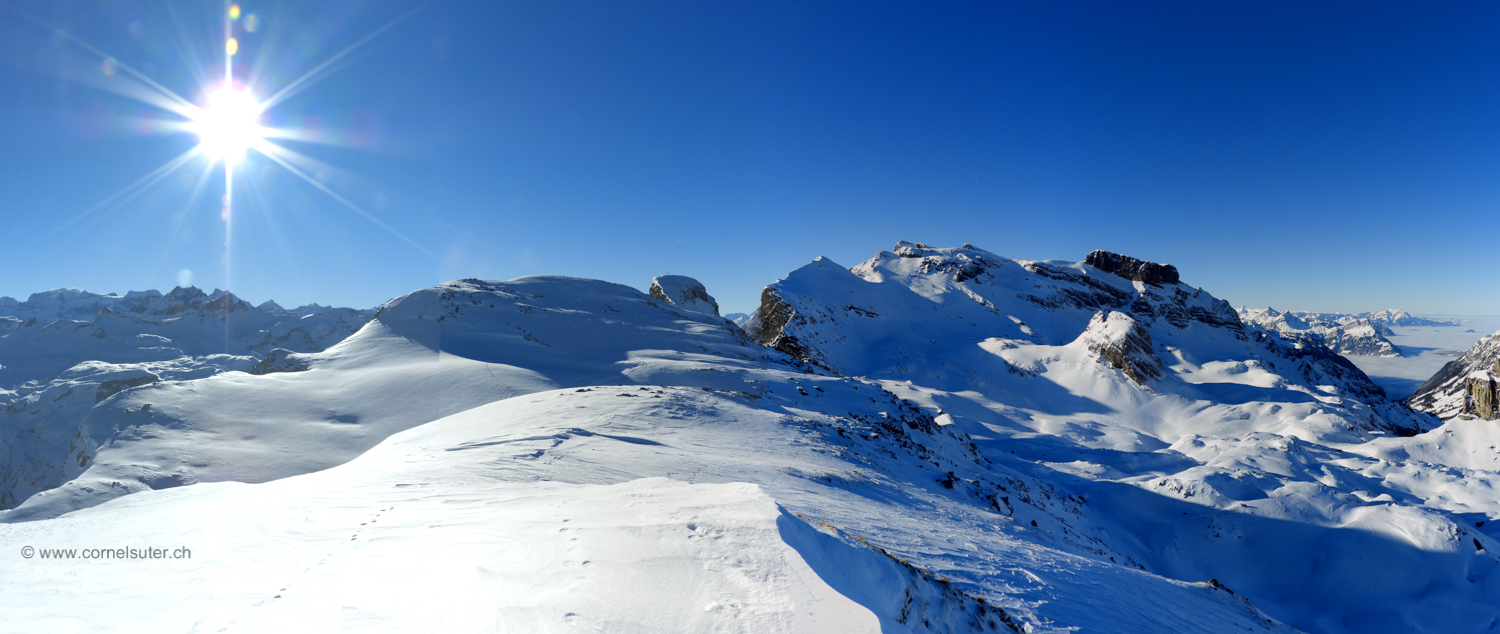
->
[0,1,1496,315]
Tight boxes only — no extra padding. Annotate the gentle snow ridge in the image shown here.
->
[2,246,1497,634]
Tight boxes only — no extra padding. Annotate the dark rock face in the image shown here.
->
[1084,251,1180,287]
[1409,332,1500,420]
[647,275,721,316]
[755,288,820,366]
[1465,365,1499,420]
[95,373,160,403]
[250,349,311,375]
[1083,312,1165,385]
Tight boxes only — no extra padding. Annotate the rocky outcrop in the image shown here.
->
[648,275,720,316]
[1084,251,1180,286]
[1409,331,1500,420]
[250,349,311,375]
[753,287,821,368]
[1464,362,1499,420]
[94,372,159,403]
[1080,311,1164,385]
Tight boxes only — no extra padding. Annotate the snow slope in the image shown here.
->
[4,244,1499,633]
[0,287,372,511]
[4,386,1296,633]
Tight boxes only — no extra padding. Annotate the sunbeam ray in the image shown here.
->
[151,160,221,277]
[256,6,423,112]
[5,48,199,120]
[0,5,201,117]
[242,138,380,195]
[239,162,313,294]
[1,146,206,265]
[253,139,436,259]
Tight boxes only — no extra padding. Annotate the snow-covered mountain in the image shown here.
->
[744,245,1425,437]
[1237,307,1403,357]
[1409,330,1500,420]
[1360,308,1462,328]
[0,286,372,387]
[5,244,1500,633]
[0,287,373,509]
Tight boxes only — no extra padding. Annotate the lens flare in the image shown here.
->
[191,87,262,162]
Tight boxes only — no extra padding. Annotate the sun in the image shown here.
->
[191,86,263,162]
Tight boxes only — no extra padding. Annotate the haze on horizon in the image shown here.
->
[0,1,1496,316]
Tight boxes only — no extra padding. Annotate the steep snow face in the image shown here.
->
[1239,307,1402,357]
[649,275,722,316]
[1409,330,1500,420]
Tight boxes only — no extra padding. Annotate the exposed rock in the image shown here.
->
[1410,331,1500,420]
[250,349,312,375]
[1084,251,1180,286]
[95,372,160,403]
[1462,361,1499,420]
[1080,311,1164,385]
[648,275,720,316]
[754,287,821,368]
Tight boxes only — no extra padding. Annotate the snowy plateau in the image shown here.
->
[2,242,1500,633]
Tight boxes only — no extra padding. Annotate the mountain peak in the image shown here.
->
[648,275,720,317]
[1083,250,1180,286]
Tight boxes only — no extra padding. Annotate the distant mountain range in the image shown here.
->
[4,245,1499,633]
[1236,307,1463,358]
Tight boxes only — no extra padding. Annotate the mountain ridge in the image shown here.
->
[4,243,1498,634]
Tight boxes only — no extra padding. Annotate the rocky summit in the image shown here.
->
[4,243,1498,634]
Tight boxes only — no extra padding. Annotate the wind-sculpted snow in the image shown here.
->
[3,251,1496,633]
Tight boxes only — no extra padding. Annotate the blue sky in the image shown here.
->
[0,1,1496,315]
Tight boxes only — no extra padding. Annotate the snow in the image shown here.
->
[1347,317,1500,400]
[2,385,1293,633]
[3,247,1500,633]
[649,275,722,317]
[5,474,883,632]
[1238,307,1403,358]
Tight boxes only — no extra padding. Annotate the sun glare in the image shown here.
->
[192,87,262,161]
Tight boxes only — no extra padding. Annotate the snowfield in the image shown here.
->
[3,243,1499,633]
